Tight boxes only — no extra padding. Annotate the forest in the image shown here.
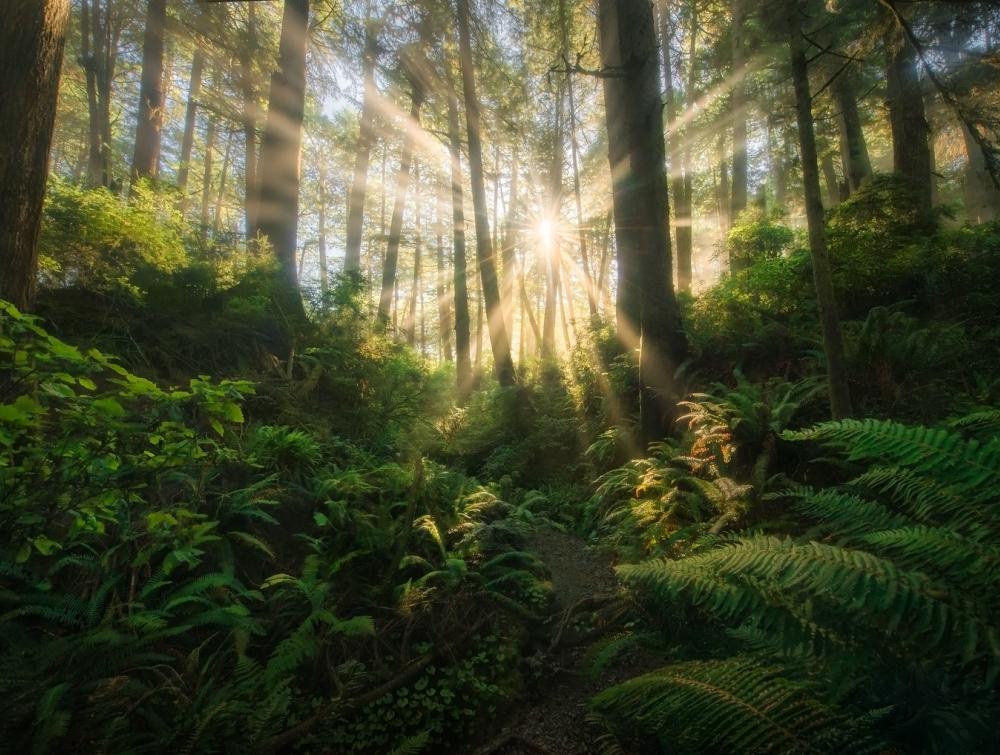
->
[1,0,1000,752]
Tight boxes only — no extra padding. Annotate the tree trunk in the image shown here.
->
[200,115,216,238]
[787,2,853,420]
[436,179,453,362]
[378,92,423,327]
[456,0,516,387]
[81,0,118,189]
[961,123,1000,223]
[542,84,564,359]
[130,0,167,188]
[717,134,730,233]
[318,160,328,293]
[831,70,872,195]
[241,3,259,240]
[821,152,841,207]
[501,148,518,335]
[0,0,71,311]
[675,1,698,293]
[447,75,472,397]
[344,23,380,275]
[255,0,309,315]
[559,0,598,317]
[885,22,934,226]
[405,165,422,346]
[729,0,748,222]
[599,0,687,447]
[176,47,205,205]
[213,130,233,237]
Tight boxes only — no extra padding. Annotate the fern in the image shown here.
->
[592,657,884,754]
[783,419,1000,496]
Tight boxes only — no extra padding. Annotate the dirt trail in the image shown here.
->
[473,530,629,755]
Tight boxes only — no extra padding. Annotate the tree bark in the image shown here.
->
[0,0,71,311]
[559,0,598,317]
[542,84,564,359]
[176,47,205,205]
[200,115,216,238]
[378,92,423,327]
[599,0,687,447]
[241,3,259,240]
[405,164,422,346]
[831,70,872,195]
[885,21,934,226]
[318,159,328,293]
[447,74,472,397]
[130,0,167,188]
[213,130,233,237]
[501,148,518,335]
[344,23,380,275]
[821,152,841,207]
[787,2,853,420]
[456,0,516,387]
[436,179,453,362]
[255,0,309,315]
[729,0,748,222]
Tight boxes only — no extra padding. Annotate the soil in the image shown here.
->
[470,529,654,755]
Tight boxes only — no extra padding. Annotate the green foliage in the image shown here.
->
[0,303,547,753]
[39,179,189,295]
[725,209,796,269]
[592,657,885,754]
[599,414,1000,752]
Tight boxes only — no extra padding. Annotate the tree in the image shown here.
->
[598,0,687,446]
[455,0,516,387]
[255,0,310,315]
[130,0,167,187]
[0,0,71,310]
[729,0,749,222]
[831,68,872,195]
[447,69,472,396]
[377,77,424,327]
[344,21,381,275]
[885,10,934,226]
[786,0,853,420]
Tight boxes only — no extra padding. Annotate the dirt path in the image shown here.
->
[473,530,628,755]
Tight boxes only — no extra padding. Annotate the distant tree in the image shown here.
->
[130,0,167,188]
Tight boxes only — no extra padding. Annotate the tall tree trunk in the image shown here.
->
[717,134,730,233]
[447,75,472,396]
[456,0,516,387]
[787,2,853,420]
[659,0,686,291]
[241,3,259,240]
[961,123,1000,223]
[378,91,423,327]
[200,115,216,239]
[82,0,118,189]
[318,160,328,292]
[436,178,453,362]
[675,1,698,293]
[130,0,167,188]
[405,164,422,346]
[542,84,564,359]
[255,0,309,315]
[885,21,934,226]
[213,130,233,237]
[344,23,380,275]
[501,148,518,334]
[729,0,748,222]
[558,0,598,317]
[176,47,205,206]
[831,70,872,194]
[0,0,71,311]
[821,152,841,207]
[599,0,687,447]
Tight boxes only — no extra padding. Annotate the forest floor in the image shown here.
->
[473,530,653,755]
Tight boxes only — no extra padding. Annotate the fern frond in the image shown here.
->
[592,657,883,754]
[784,419,1000,495]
